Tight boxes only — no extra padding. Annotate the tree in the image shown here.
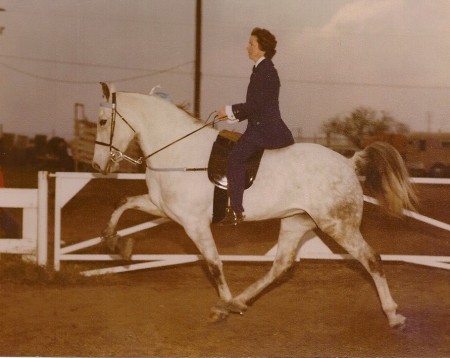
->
[321,106,409,148]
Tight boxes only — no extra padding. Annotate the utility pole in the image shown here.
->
[0,7,5,35]
[194,0,202,117]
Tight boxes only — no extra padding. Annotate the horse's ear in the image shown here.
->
[100,82,110,101]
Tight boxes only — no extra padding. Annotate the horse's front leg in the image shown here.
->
[182,220,233,322]
[102,194,167,259]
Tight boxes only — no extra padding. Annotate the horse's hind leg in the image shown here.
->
[223,214,316,314]
[102,194,167,259]
[330,228,406,328]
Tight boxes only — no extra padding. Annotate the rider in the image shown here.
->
[216,27,294,226]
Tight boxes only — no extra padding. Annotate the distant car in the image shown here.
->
[405,132,450,177]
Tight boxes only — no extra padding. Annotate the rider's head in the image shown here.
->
[251,27,277,59]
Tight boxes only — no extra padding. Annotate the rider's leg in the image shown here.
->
[226,136,261,215]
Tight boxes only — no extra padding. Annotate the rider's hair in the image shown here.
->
[251,27,277,59]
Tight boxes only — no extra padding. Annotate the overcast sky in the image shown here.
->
[0,0,449,140]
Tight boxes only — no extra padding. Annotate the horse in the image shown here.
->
[92,82,417,328]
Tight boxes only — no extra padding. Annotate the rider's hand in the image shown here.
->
[216,107,228,120]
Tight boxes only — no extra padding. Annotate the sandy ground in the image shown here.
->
[0,176,449,357]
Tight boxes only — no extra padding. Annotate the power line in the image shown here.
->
[2,56,448,90]
[201,20,450,40]
[0,53,190,72]
[282,78,450,91]
[203,72,450,91]
[0,60,194,84]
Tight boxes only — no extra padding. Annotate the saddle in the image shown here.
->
[208,130,264,223]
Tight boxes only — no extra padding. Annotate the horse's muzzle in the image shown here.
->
[92,161,110,175]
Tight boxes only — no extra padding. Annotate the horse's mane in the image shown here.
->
[147,85,202,123]
[176,102,202,122]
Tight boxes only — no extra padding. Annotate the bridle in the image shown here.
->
[95,92,142,165]
[95,92,219,170]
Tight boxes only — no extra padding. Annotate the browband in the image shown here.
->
[100,102,115,109]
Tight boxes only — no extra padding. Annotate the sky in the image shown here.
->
[0,0,449,140]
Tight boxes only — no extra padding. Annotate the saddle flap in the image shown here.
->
[208,130,264,190]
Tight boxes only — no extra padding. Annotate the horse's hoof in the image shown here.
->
[208,300,230,323]
[209,307,229,323]
[389,314,406,329]
[226,299,247,314]
[118,237,134,261]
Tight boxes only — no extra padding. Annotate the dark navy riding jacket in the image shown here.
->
[231,58,294,149]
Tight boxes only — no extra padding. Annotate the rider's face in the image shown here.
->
[247,35,265,62]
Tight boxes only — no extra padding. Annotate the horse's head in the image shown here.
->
[92,82,137,174]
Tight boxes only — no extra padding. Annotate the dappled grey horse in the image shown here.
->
[92,83,417,327]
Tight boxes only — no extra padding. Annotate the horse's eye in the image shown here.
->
[99,119,107,126]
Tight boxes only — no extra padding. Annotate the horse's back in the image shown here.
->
[246,142,362,221]
[260,142,356,182]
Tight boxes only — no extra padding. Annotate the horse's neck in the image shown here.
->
[124,93,216,165]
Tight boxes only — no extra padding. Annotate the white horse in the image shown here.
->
[92,83,417,327]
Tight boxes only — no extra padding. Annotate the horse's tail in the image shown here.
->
[351,141,418,216]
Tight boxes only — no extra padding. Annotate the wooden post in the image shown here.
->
[194,0,202,117]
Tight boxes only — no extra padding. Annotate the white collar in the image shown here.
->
[254,56,265,68]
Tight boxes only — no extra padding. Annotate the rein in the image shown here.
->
[96,93,219,171]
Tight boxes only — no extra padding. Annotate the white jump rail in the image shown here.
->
[51,172,450,276]
[0,171,48,265]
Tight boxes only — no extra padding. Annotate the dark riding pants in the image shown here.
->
[227,134,262,214]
